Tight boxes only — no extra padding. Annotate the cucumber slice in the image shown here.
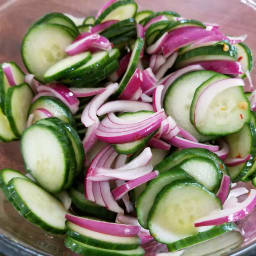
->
[44,52,91,82]
[22,23,75,82]
[175,42,238,69]
[181,227,242,256]
[139,11,180,26]
[65,237,145,256]
[190,74,250,136]
[151,148,169,166]
[148,180,221,244]
[225,116,256,181]
[0,169,26,198]
[236,42,253,78]
[95,0,138,25]
[115,38,144,96]
[137,168,191,229]
[5,83,33,136]
[0,107,17,142]
[135,10,154,23]
[67,222,140,250]
[155,148,228,175]
[7,177,66,234]
[163,70,217,141]
[100,18,136,39]
[83,16,95,25]
[0,62,25,112]
[69,188,116,221]
[179,157,222,192]
[78,24,92,33]
[168,223,239,252]
[114,111,154,154]
[110,30,137,46]
[29,96,75,126]
[37,118,84,175]
[68,51,109,78]
[21,123,74,193]
[145,20,172,45]
[35,12,79,35]
[109,48,121,60]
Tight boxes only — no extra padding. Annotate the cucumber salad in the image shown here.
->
[0,0,256,255]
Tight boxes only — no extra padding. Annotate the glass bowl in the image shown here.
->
[0,0,256,255]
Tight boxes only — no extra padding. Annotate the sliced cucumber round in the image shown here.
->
[155,148,228,175]
[190,74,250,136]
[0,107,17,142]
[114,111,154,154]
[151,148,169,167]
[115,38,144,96]
[135,10,154,23]
[67,222,140,250]
[148,180,221,244]
[68,51,110,78]
[168,223,239,252]
[139,11,180,26]
[21,123,74,193]
[0,62,25,112]
[95,0,138,25]
[235,42,253,78]
[44,52,91,82]
[225,116,256,181]
[69,188,116,221]
[65,237,145,256]
[0,168,26,198]
[22,23,75,82]
[163,70,217,141]
[7,177,66,234]
[83,16,95,25]
[5,83,33,136]
[78,24,92,33]
[175,42,238,69]
[29,96,75,126]
[137,168,191,229]
[35,12,79,35]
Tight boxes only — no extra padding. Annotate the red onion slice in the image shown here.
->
[66,33,111,55]
[130,87,142,101]
[83,121,99,154]
[229,187,249,199]
[37,84,80,114]
[96,111,165,143]
[155,52,178,80]
[178,127,198,142]
[154,55,166,73]
[70,87,106,97]
[149,55,157,72]
[244,71,255,92]
[89,164,154,181]
[82,83,118,127]
[119,69,143,100]
[194,189,256,227]
[2,63,16,86]
[194,78,244,126]
[32,91,54,102]
[147,32,169,55]
[153,85,164,112]
[224,154,251,167]
[65,213,140,237]
[110,54,131,82]
[149,138,171,150]
[154,119,169,138]
[214,140,229,160]
[97,100,153,116]
[84,145,111,201]
[112,171,159,200]
[162,27,218,57]
[216,175,231,204]
[91,20,119,33]
[193,60,243,75]
[168,136,219,152]
[142,68,157,92]
[141,93,153,103]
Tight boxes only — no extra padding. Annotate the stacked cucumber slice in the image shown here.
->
[0,0,256,255]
